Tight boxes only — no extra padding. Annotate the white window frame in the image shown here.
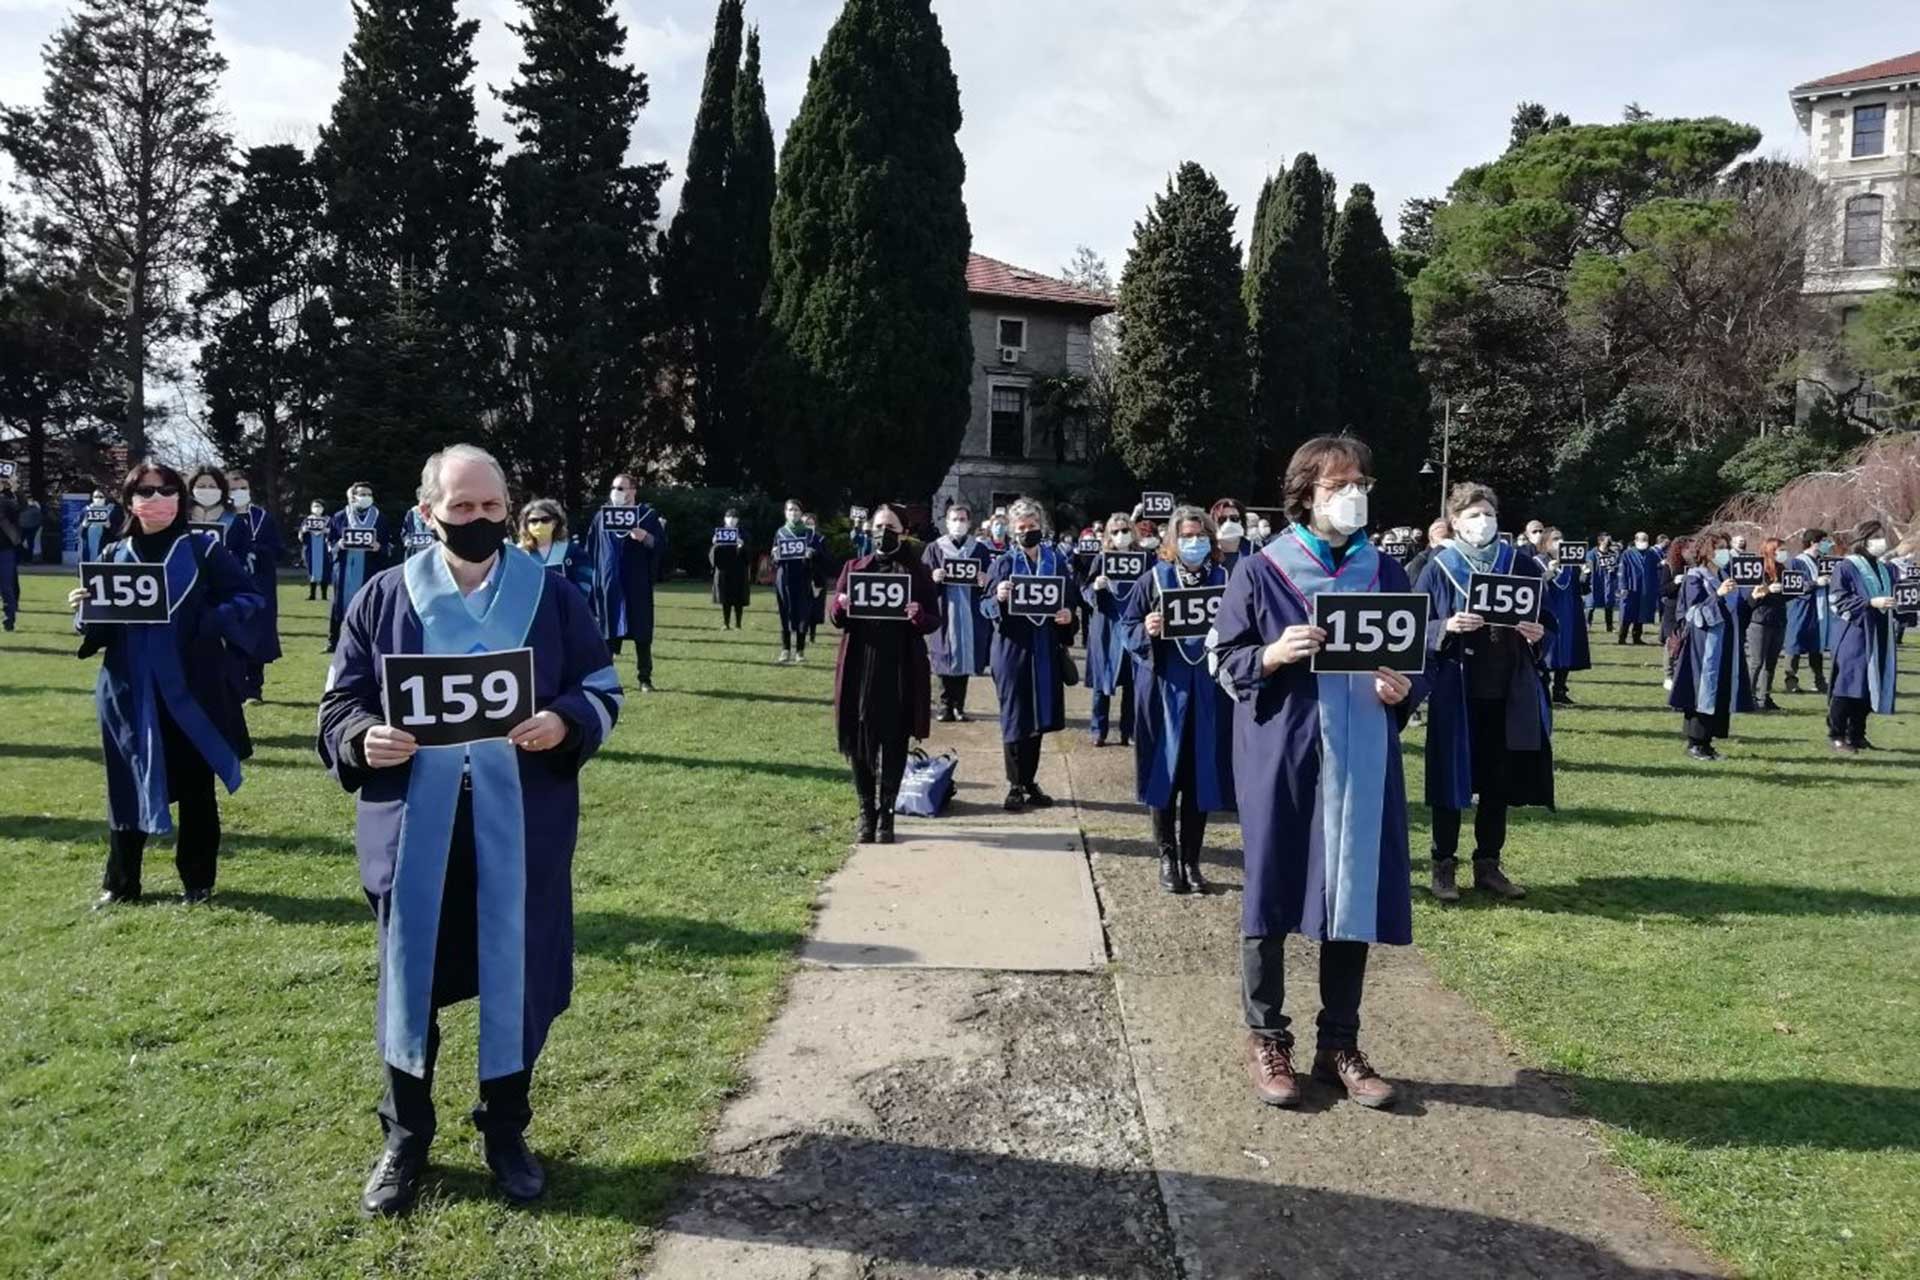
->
[987,379,1030,460]
[1851,102,1888,159]
[995,315,1028,353]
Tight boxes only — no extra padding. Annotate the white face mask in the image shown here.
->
[1137,534,1160,551]
[311,505,325,516]
[1217,520,1245,546]
[230,488,251,509]
[723,516,739,529]
[786,510,804,526]
[1318,485,1369,537]
[1867,536,1890,557]
[352,493,373,511]
[1456,511,1498,548]
[1634,538,1649,550]
[1109,530,1133,549]
[610,489,634,507]
[192,486,222,507]
[947,518,970,538]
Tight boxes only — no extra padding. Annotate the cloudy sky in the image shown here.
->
[0,0,1909,280]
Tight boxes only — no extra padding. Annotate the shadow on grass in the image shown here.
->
[1507,873,1920,922]
[0,814,352,857]
[1561,724,1808,745]
[526,1133,1717,1276]
[218,888,370,927]
[662,687,830,709]
[1559,757,1915,786]
[1534,805,1747,830]
[1,643,83,659]
[573,911,804,961]
[597,748,845,784]
[0,683,92,698]
[1083,833,1245,878]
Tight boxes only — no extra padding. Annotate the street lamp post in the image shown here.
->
[1420,396,1461,521]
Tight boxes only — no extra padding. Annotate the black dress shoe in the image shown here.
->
[181,887,213,905]
[856,809,877,844]
[1685,743,1720,762]
[1023,785,1055,808]
[953,709,970,723]
[936,706,958,724]
[1157,847,1187,894]
[876,810,896,844]
[638,681,656,694]
[93,889,140,910]
[360,1146,427,1218]
[1003,786,1026,812]
[483,1131,546,1204]
[1183,857,1207,894]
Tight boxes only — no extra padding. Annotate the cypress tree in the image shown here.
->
[313,0,502,445]
[1328,183,1428,525]
[716,24,775,481]
[759,0,972,501]
[1246,153,1340,475]
[665,0,744,482]
[498,0,667,515]
[1112,162,1251,498]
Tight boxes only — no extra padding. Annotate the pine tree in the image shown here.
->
[313,0,501,441]
[1328,183,1428,525]
[196,144,327,520]
[716,24,775,481]
[1246,153,1340,475]
[0,215,109,500]
[1,0,231,460]
[665,0,744,482]
[498,0,667,516]
[759,0,972,501]
[1112,162,1251,498]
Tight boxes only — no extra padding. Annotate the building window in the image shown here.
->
[1853,104,1886,157]
[989,491,1022,517]
[989,385,1027,459]
[1844,195,1884,266]
[996,317,1027,350]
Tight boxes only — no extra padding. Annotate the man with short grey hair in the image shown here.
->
[320,444,624,1217]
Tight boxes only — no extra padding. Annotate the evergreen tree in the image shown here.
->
[717,24,775,480]
[1508,100,1570,152]
[759,0,972,501]
[313,0,502,442]
[498,0,667,515]
[665,0,744,482]
[1245,153,1340,477]
[195,144,327,520]
[0,214,109,499]
[1328,184,1428,525]
[1,0,231,460]
[1112,162,1251,498]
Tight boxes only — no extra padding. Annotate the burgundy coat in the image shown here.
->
[829,551,944,746]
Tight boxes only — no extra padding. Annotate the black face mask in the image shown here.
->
[1019,528,1043,549]
[435,515,509,564]
[876,528,902,556]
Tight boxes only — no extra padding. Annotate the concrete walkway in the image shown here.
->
[642,677,1722,1279]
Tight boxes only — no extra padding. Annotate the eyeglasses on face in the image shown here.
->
[1315,477,1375,494]
[526,516,555,526]
[132,485,180,499]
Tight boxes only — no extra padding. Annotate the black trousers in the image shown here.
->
[1550,668,1570,698]
[307,581,330,601]
[850,735,910,812]
[1242,934,1369,1051]
[1828,694,1870,746]
[1786,650,1827,689]
[722,604,743,628]
[607,637,653,683]
[1431,699,1510,861]
[1747,620,1784,705]
[1588,603,1614,631]
[939,675,971,713]
[1617,617,1644,643]
[376,787,533,1155]
[1151,706,1206,861]
[1003,734,1043,787]
[780,619,808,656]
[102,715,220,896]
[1091,674,1134,741]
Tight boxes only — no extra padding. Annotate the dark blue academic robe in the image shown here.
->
[1668,566,1755,720]
[243,505,284,668]
[1583,549,1615,609]
[1084,551,1147,697]
[1829,555,1897,712]
[1783,551,1831,657]
[1418,542,1555,811]
[303,520,331,584]
[318,550,622,1079]
[771,527,827,633]
[1543,563,1591,672]
[586,504,668,644]
[399,508,438,560]
[533,537,592,594]
[79,503,120,561]
[1210,529,1426,943]
[1120,559,1235,812]
[330,506,392,627]
[1616,547,1662,626]
[200,507,253,574]
[922,534,994,676]
[980,543,1078,743]
[79,530,267,833]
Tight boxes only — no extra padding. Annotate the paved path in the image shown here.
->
[643,674,1722,1279]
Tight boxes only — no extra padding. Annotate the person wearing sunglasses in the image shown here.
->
[69,461,267,906]
[516,499,589,594]
[329,481,392,653]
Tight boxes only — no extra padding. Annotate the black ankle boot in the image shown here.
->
[1158,846,1188,894]
[856,798,877,844]
[876,807,896,844]
[1182,852,1206,894]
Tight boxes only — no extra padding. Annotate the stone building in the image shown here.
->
[931,253,1114,519]
[1793,50,1920,307]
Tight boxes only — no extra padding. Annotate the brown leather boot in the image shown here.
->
[1246,1033,1300,1107]
[1312,1047,1398,1109]
[1473,858,1527,899]
[1429,857,1460,902]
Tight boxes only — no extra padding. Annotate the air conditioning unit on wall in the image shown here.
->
[998,346,1021,365]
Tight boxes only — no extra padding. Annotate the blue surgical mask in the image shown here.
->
[1775,550,1788,565]
[1177,536,1210,566]
[1818,538,1834,554]
[1713,549,1731,568]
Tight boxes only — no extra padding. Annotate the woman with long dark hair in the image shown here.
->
[1827,519,1898,753]
[829,505,942,842]
[67,461,266,905]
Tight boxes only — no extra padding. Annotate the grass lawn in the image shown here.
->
[0,574,851,1279]
[1405,637,1920,1279]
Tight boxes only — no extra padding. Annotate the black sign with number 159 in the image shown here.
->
[1311,592,1429,675]
[381,649,536,748]
[846,572,911,621]
[79,562,170,625]
[1897,580,1920,612]
[1160,585,1225,640]
[1465,571,1542,628]
[1727,554,1766,586]
[1008,575,1068,619]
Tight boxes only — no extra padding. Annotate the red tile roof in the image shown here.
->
[1795,50,1920,93]
[966,253,1114,313]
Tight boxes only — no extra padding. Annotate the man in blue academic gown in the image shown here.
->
[585,472,667,692]
[1614,530,1661,644]
[319,444,623,1218]
[229,472,283,701]
[922,500,995,720]
[79,488,121,562]
[328,481,391,652]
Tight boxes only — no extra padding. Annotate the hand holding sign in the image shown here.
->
[78,562,169,624]
[943,557,980,586]
[846,572,911,621]
[381,649,537,748]
[1464,572,1541,628]
[1727,554,1766,586]
[1008,575,1068,618]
